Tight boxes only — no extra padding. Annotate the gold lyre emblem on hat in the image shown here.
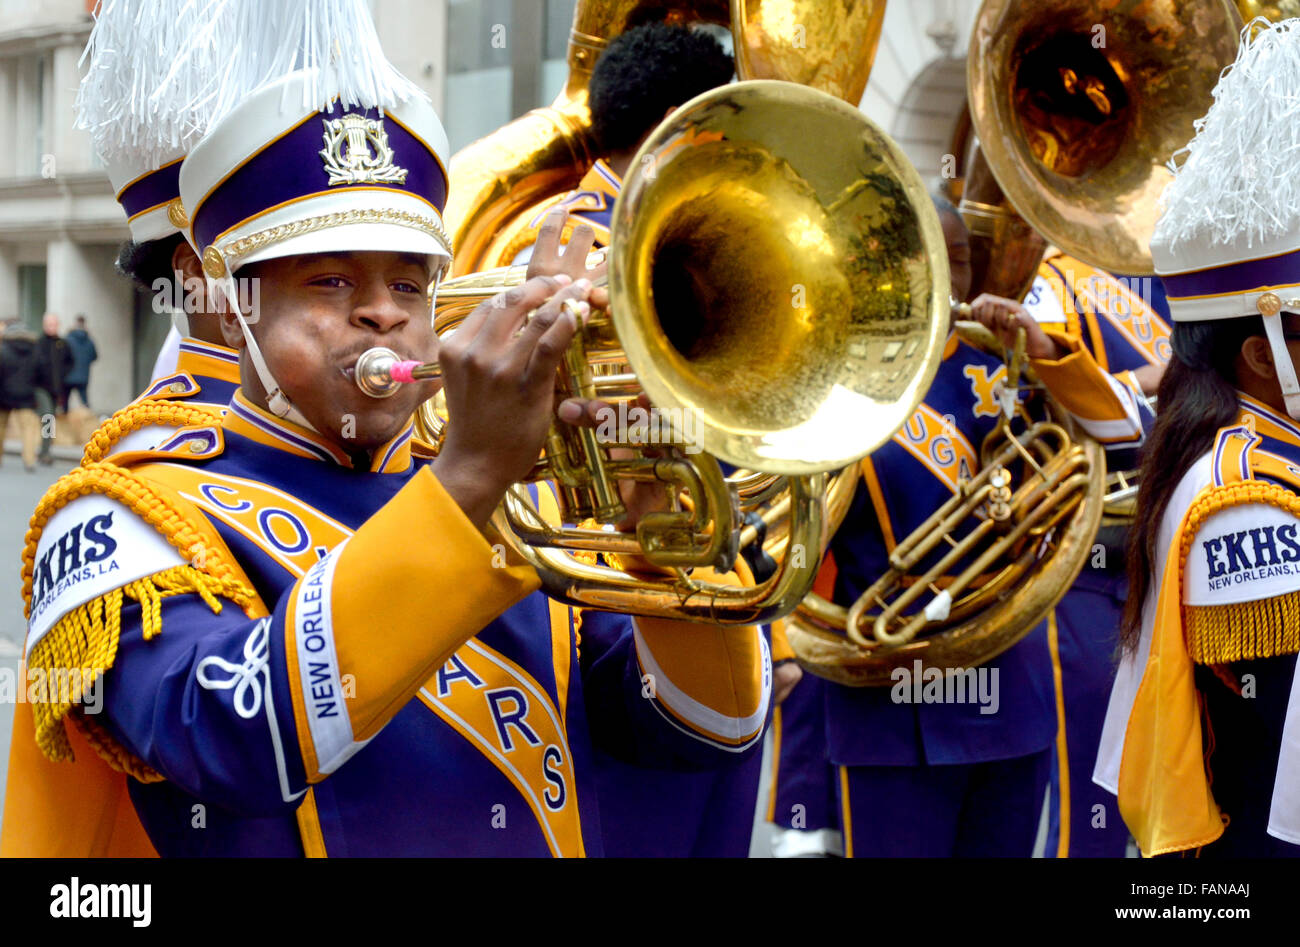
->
[319,114,409,186]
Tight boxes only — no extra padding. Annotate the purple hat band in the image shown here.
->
[1161,247,1300,301]
[118,160,182,221]
[191,104,448,253]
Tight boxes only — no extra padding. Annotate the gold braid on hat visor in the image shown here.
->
[200,207,454,279]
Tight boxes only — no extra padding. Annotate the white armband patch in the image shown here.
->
[26,495,186,658]
[1021,275,1068,324]
[1184,503,1300,606]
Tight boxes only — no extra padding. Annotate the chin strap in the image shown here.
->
[209,270,319,432]
[429,266,443,321]
[1259,301,1300,421]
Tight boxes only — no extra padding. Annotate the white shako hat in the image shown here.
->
[180,69,451,283]
[177,4,450,428]
[76,0,239,243]
[1151,17,1300,417]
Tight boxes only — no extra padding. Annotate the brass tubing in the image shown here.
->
[498,473,824,624]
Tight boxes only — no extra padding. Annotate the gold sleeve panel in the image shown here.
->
[329,467,542,743]
[770,619,796,663]
[1029,331,1132,424]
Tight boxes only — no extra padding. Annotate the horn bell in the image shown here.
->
[610,79,949,475]
[968,0,1242,275]
[731,0,887,104]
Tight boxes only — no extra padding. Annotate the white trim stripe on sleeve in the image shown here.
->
[632,621,771,744]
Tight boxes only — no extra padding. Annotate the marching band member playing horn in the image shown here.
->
[1,31,768,856]
[1097,16,1300,857]
[770,197,1057,858]
[965,253,1171,858]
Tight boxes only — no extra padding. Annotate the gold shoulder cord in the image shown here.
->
[82,400,220,464]
[22,463,260,776]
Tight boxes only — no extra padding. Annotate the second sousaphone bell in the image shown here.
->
[968,0,1242,275]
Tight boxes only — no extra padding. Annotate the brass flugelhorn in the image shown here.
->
[365,80,950,625]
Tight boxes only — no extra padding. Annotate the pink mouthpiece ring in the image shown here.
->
[389,361,422,384]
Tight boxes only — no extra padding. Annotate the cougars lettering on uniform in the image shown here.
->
[893,402,979,493]
[417,639,582,856]
[436,654,485,697]
[1203,523,1300,590]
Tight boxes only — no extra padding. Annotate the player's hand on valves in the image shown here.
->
[967,293,1066,361]
[432,274,595,528]
[559,393,694,580]
[557,393,671,534]
[527,208,609,300]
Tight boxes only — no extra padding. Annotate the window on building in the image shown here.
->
[444,0,514,152]
[442,0,581,152]
[19,264,46,330]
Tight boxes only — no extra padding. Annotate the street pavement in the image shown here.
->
[0,451,77,819]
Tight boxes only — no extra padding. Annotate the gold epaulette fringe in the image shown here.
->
[28,566,259,772]
[22,462,259,775]
[1180,480,1300,665]
[82,400,218,464]
[1185,594,1300,663]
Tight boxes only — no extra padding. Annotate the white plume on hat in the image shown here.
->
[75,0,234,171]
[221,0,425,122]
[1152,17,1300,265]
[75,0,425,173]
[1151,17,1300,421]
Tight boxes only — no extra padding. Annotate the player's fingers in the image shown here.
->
[563,222,596,267]
[556,396,612,428]
[451,271,569,344]
[530,209,569,267]
[508,280,591,365]
[473,275,572,350]
[522,294,583,387]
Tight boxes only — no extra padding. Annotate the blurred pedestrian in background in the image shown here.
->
[0,317,41,472]
[64,314,97,409]
[33,312,71,466]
